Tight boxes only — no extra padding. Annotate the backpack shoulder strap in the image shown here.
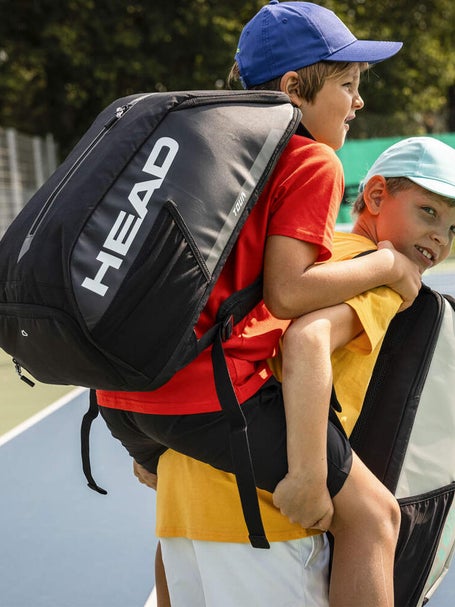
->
[444,293,455,311]
[208,275,269,549]
[350,286,445,490]
[211,328,270,549]
[81,390,107,495]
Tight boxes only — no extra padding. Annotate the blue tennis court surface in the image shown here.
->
[0,389,157,607]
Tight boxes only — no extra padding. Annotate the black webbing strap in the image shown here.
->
[211,319,270,549]
[80,389,107,495]
[198,277,264,357]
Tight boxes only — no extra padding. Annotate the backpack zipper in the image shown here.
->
[13,358,35,387]
[17,94,153,262]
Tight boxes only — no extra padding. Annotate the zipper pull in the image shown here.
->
[13,359,35,387]
[104,104,130,129]
[115,104,129,118]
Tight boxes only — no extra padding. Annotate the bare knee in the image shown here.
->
[330,455,401,546]
[354,488,401,544]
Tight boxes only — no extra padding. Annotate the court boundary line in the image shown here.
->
[0,386,87,447]
[144,586,157,607]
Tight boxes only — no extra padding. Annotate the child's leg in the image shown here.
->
[329,452,401,607]
[155,542,171,607]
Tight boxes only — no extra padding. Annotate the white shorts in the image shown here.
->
[160,535,330,607]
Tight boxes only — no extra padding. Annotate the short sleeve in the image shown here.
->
[345,287,403,354]
[266,137,344,262]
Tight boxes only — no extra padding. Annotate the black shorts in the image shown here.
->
[100,377,352,498]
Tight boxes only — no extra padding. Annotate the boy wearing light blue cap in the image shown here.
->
[273,135,455,601]
[154,137,455,607]
[277,135,455,497]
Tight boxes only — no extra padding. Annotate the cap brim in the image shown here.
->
[410,176,455,200]
[328,40,403,64]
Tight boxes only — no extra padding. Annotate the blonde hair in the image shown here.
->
[352,177,455,214]
[227,60,368,103]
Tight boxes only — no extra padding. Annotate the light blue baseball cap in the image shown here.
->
[359,137,455,199]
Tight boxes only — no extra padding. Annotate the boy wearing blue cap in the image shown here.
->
[154,137,455,607]
[233,0,402,89]
[98,2,419,605]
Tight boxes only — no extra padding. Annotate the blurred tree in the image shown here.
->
[0,0,262,154]
[0,0,453,154]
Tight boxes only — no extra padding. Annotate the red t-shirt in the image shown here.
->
[97,135,343,414]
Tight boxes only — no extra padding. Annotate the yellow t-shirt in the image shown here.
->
[156,233,402,542]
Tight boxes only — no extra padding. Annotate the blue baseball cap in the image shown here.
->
[359,137,455,199]
[236,1,403,88]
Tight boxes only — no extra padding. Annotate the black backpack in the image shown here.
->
[350,284,455,606]
[0,89,300,549]
[0,90,299,391]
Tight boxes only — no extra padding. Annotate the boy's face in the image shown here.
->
[374,183,455,273]
[300,65,364,151]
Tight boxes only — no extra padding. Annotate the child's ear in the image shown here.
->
[280,72,303,107]
[363,175,387,215]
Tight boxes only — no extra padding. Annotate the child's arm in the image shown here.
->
[263,235,421,319]
[272,303,362,530]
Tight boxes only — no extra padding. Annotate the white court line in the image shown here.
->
[144,586,157,607]
[0,386,87,447]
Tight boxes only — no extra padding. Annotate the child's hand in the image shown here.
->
[272,471,333,531]
[133,460,158,490]
[377,240,421,310]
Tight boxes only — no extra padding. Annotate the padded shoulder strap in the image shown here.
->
[350,287,445,491]
[444,293,455,311]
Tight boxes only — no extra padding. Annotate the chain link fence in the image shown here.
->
[0,127,57,238]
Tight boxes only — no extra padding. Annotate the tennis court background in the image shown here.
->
[0,385,158,607]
